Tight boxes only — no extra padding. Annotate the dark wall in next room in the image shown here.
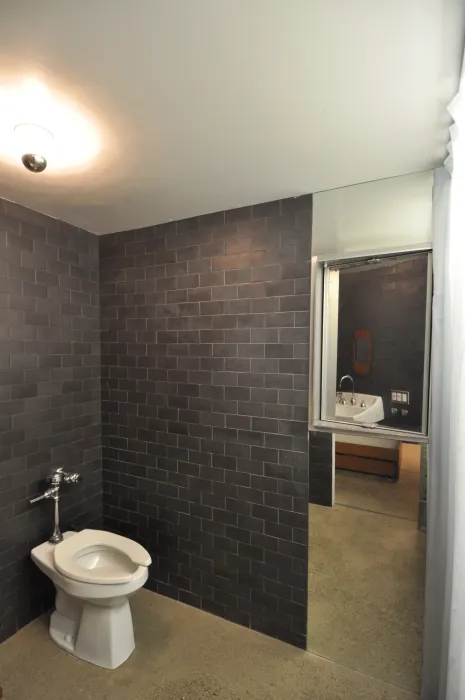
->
[308,431,333,507]
[100,196,311,647]
[337,255,428,431]
[0,198,102,644]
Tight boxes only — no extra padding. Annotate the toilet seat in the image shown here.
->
[54,529,151,585]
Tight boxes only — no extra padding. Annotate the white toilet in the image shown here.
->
[31,529,151,669]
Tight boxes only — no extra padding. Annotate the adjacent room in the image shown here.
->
[306,175,430,693]
[0,2,464,700]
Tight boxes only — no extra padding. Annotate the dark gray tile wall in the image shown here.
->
[308,431,333,506]
[419,444,427,531]
[0,198,102,644]
[100,196,312,647]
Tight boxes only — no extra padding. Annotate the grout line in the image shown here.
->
[332,500,419,523]
[304,647,420,696]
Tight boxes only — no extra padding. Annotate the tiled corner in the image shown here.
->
[0,198,102,643]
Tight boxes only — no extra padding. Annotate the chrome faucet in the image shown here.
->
[30,468,82,544]
[339,374,356,405]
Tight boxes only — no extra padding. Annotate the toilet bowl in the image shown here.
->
[31,529,151,669]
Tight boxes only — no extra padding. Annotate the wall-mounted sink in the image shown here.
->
[335,392,384,424]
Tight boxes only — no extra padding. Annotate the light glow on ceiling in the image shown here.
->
[14,123,54,157]
[0,78,101,172]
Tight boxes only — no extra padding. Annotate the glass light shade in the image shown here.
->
[0,79,103,172]
[14,123,54,158]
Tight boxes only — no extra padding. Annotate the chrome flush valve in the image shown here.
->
[29,467,82,544]
[47,467,82,486]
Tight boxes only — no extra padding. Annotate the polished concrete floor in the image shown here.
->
[308,448,425,693]
[335,443,421,521]
[335,466,420,521]
[0,589,418,700]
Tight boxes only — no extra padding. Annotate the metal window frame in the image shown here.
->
[309,244,433,444]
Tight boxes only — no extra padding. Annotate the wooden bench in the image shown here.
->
[335,441,399,480]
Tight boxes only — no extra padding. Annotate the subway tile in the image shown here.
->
[225,298,251,315]
[238,282,265,299]
[227,415,251,431]
[251,387,278,404]
[177,246,199,262]
[281,262,310,280]
[251,297,280,313]
[293,375,309,390]
[265,344,294,359]
[280,294,309,312]
[237,373,265,388]
[201,300,225,315]
[188,287,212,302]
[264,403,294,420]
[199,271,224,287]
[177,216,200,233]
[250,328,279,343]
[211,284,238,300]
[265,279,294,297]
[279,327,309,343]
[199,240,225,258]
[237,314,265,329]
[225,329,251,343]
[95,196,312,652]
[0,197,103,646]
[212,255,239,271]
[225,206,252,223]
[200,330,225,343]
[200,357,224,371]
[156,276,177,291]
[279,389,308,406]
[177,274,199,290]
[237,251,267,268]
[225,237,253,255]
[188,258,212,274]
[238,402,264,417]
[212,314,238,329]
[237,343,264,358]
[224,358,250,373]
[252,200,281,218]
[225,269,251,285]
[251,265,281,282]
[279,359,308,374]
[251,358,279,374]
[213,344,237,358]
[265,312,294,328]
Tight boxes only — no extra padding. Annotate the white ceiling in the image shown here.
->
[0,0,463,234]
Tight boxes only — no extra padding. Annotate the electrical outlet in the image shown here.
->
[391,390,409,404]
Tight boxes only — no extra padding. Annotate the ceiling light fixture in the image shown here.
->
[0,78,102,173]
[14,123,54,173]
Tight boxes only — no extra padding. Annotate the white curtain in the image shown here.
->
[422,55,465,700]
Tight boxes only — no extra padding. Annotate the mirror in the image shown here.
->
[307,436,427,691]
[319,251,432,437]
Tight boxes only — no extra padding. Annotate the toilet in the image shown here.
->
[31,529,151,669]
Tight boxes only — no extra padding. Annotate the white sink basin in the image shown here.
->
[335,392,384,424]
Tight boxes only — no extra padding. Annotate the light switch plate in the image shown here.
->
[391,390,409,404]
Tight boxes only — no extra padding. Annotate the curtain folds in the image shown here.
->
[422,53,465,700]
